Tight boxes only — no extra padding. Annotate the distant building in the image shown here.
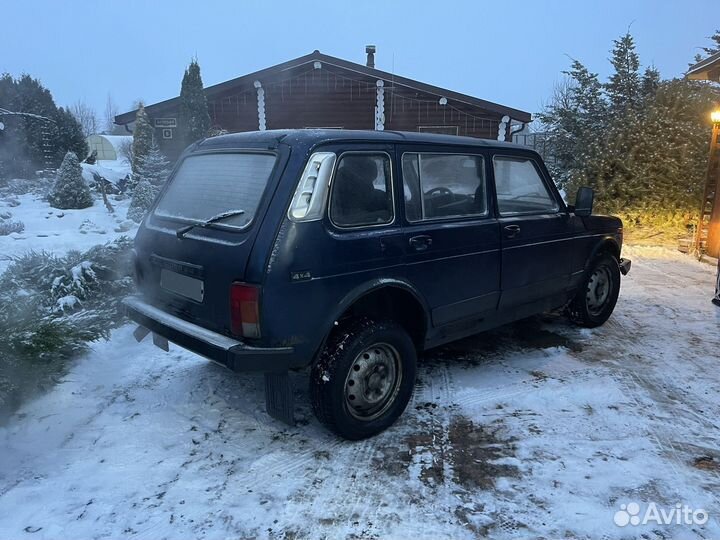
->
[85,134,132,161]
[115,48,531,159]
[687,50,720,82]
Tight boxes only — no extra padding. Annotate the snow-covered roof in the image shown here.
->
[687,50,720,81]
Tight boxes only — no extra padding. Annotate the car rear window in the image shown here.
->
[154,152,277,229]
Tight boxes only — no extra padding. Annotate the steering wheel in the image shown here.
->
[425,186,453,198]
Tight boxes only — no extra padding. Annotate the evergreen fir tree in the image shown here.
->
[15,74,60,169]
[127,179,156,223]
[136,141,171,188]
[691,30,720,66]
[0,73,29,178]
[641,66,661,100]
[540,30,720,232]
[54,107,88,163]
[125,142,169,221]
[131,104,153,176]
[632,80,719,212]
[48,152,93,209]
[178,59,211,146]
[700,29,720,56]
[0,74,90,175]
[606,32,642,113]
[537,59,607,194]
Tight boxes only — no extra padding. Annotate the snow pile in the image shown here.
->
[0,192,137,274]
[81,161,130,188]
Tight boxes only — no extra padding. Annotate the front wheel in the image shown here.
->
[310,318,417,440]
[568,252,621,328]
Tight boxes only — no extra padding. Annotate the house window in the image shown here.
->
[402,153,487,221]
[329,153,394,228]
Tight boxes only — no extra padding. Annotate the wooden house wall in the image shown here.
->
[150,64,504,159]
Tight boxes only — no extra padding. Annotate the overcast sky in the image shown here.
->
[3,0,717,124]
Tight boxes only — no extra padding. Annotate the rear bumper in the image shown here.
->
[122,295,297,372]
[619,258,631,275]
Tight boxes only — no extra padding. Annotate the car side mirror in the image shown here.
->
[573,186,594,217]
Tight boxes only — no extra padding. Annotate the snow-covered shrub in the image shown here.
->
[137,142,171,188]
[48,152,94,210]
[131,105,153,175]
[0,220,25,235]
[127,179,156,223]
[0,178,38,197]
[0,237,135,363]
[125,142,169,223]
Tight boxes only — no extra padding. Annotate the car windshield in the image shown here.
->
[154,152,277,229]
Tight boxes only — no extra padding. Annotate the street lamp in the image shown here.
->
[712,110,720,124]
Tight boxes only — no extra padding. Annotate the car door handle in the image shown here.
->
[409,235,433,251]
[504,224,521,238]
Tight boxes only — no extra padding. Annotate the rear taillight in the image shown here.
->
[230,282,261,338]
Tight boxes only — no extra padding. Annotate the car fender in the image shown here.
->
[586,235,621,270]
[314,278,431,358]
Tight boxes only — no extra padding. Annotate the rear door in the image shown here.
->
[491,153,573,309]
[319,145,405,280]
[399,147,501,329]
[134,148,286,334]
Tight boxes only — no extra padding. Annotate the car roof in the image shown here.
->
[196,129,524,151]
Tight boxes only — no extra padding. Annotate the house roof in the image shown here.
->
[687,50,720,81]
[115,50,532,125]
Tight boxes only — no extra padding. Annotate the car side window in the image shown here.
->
[329,153,394,228]
[402,153,487,222]
[493,156,559,216]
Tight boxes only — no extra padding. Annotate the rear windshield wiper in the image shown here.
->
[175,209,246,239]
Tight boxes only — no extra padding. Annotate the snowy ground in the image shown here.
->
[0,163,136,274]
[1,248,720,539]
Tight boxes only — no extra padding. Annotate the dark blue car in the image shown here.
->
[124,129,631,439]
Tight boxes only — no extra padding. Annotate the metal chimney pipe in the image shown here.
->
[366,45,376,68]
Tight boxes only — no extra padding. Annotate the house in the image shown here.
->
[114,48,532,160]
[687,50,720,82]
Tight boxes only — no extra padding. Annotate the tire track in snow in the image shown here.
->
[582,255,720,507]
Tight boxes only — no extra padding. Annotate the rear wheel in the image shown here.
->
[310,317,417,440]
[568,252,621,328]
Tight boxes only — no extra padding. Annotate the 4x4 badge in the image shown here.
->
[291,271,312,282]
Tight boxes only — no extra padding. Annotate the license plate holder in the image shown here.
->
[160,269,204,302]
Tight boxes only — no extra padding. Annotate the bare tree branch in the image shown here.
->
[71,100,98,137]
